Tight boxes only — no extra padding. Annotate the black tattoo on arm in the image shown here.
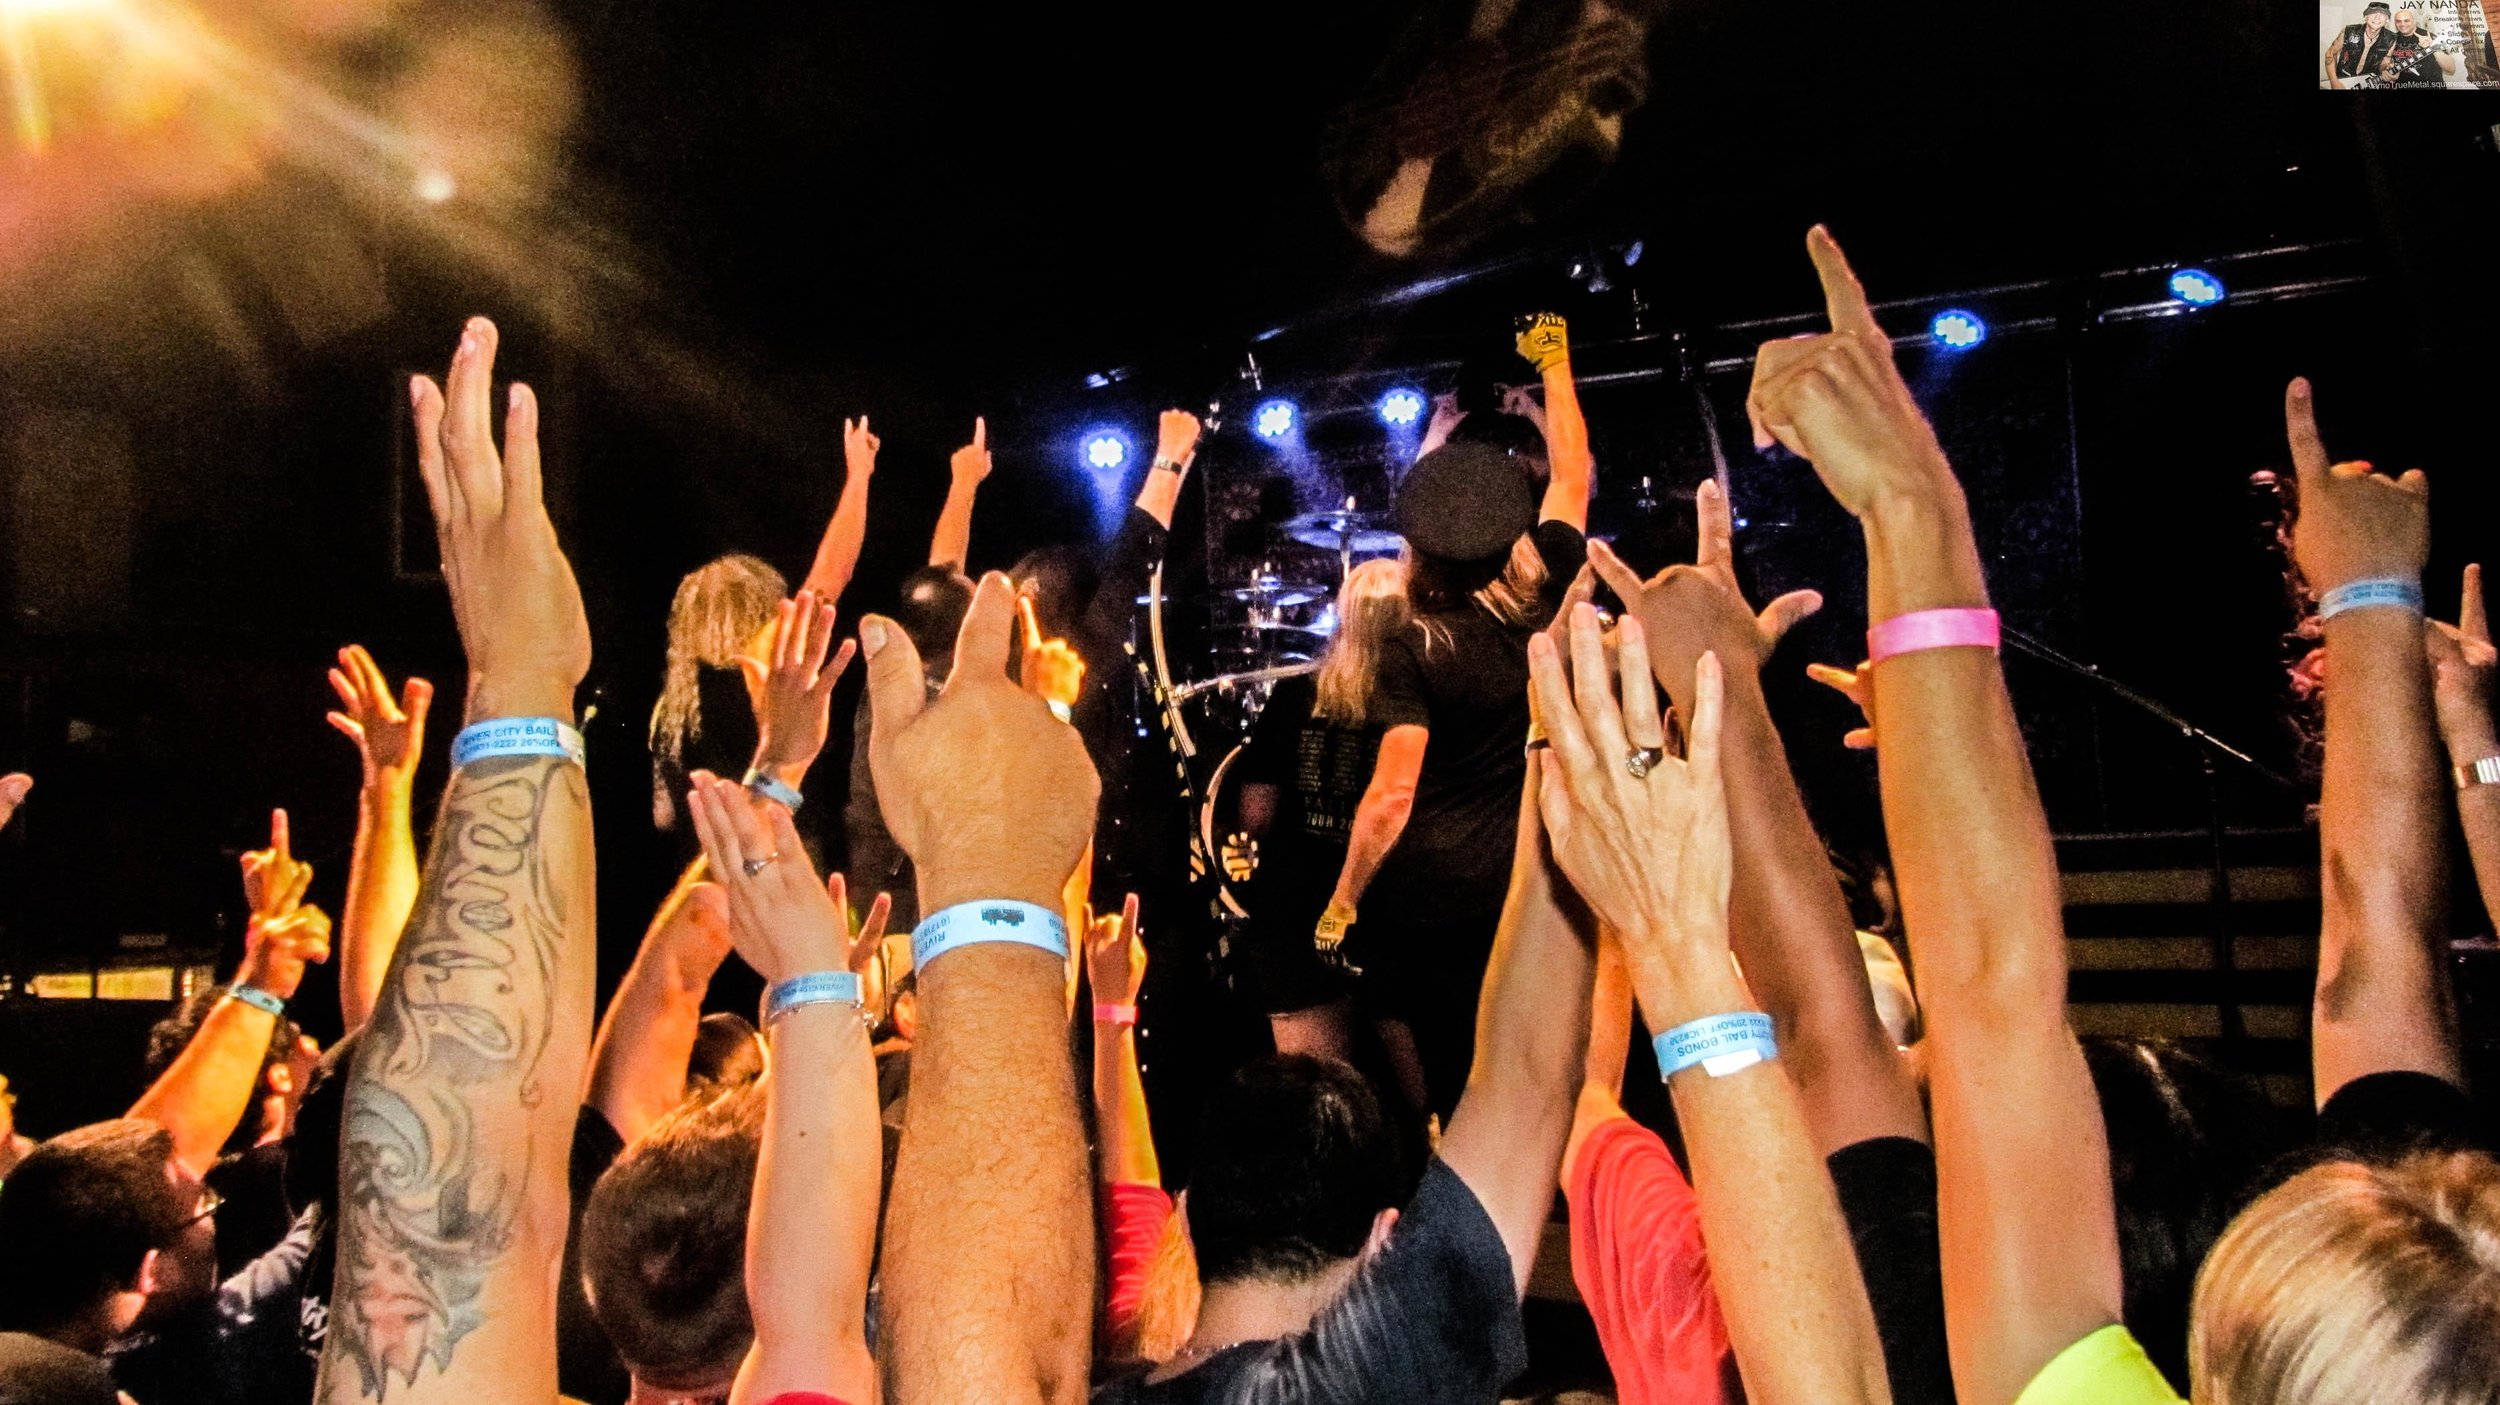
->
[322,757,576,1400]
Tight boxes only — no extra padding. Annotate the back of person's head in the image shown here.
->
[145,990,307,1157]
[1313,558,1411,727]
[580,1084,765,1392]
[894,565,976,661]
[1009,546,1097,642]
[0,1119,184,1333]
[652,553,790,767]
[2191,1150,2500,1405]
[1184,1056,1406,1287]
[2085,1036,2290,1388]
[687,1013,766,1102]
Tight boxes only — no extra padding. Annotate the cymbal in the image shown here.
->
[1281,509,1403,554]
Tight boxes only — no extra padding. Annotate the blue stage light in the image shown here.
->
[1378,387,1425,427]
[1930,309,1987,351]
[2169,268,2225,307]
[1081,430,1130,472]
[1254,399,1297,440]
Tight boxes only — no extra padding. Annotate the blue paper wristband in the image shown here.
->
[742,768,805,814]
[911,900,1070,972]
[2317,577,2424,622]
[450,717,586,772]
[761,969,864,1026]
[224,983,287,1018]
[1654,1012,1778,1081]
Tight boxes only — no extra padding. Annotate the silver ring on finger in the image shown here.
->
[742,852,782,878]
[1625,745,1667,779]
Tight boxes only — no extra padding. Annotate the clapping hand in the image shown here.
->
[1586,480,1823,701]
[740,590,857,777]
[240,808,312,924]
[686,773,891,997]
[1526,604,1731,992]
[952,418,993,486]
[2283,377,2430,600]
[862,572,1101,916]
[845,415,881,480]
[409,317,590,723]
[326,645,435,790]
[1745,228,1953,517]
[1083,893,1145,1008]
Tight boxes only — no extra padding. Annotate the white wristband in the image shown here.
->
[911,900,1069,972]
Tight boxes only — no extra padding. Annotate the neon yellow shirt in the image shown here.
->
[2014,1325,2187,1405]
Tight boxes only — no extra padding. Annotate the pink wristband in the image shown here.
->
[1867,607,1999,665]
[1093,1002,1139,1027]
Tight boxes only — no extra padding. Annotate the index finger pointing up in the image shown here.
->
[1807,226,1877,336]
[2284,377,2331,489]
[974,416,986,451]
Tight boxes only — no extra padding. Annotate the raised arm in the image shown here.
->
[1433,737,1598,1292]
[2287,380,2456,1097]
[929,418,991,571]
[318,317,594,1405]
[1318,725,1426,949]
[1751,227,2114,1405]
[686,779,886,1405]
[327,645,435,1034]
[583,859,735,1145]
[1132,410,1201,531]
[1517,314,1592,532]
[1594,489,1921,1154]
[862,571,1101,1405]
[2428,563,2500,935]
[131,828,333,1175]
[1085,893,1155,1188]
[1530,609,1887,1405]
[800,416,879,601]
[737,589,858,802]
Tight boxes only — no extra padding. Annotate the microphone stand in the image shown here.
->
[1997,625,2301,1050]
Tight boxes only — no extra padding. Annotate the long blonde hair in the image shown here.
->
[1313,559,1411,726]
[649,554,787,771]
[2190,1150,2500,1404]
[1408,532,1548,655]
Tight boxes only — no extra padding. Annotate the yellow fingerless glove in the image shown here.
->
[1515,312,1570,373]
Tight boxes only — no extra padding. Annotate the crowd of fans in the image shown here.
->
[0,224,2496,1405]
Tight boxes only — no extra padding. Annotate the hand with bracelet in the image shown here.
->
[240,807,312,926]
[1084,892,1145,1024]
[2427,563,2496,777]
[738,589,856,810]
[239,901,336,1008]
[685,772,889,1018]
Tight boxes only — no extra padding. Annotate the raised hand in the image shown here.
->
[861,571,1100,916]
[2284,377,2430,597]
[1526,604,1730,980]
[409,317,591,722]
[1515,311,1571,374]
[952,417,994,486]
[1745,227,1953,517]
[1084,892,1145,1008]
[2428,562,2496,757]
[0,773,28,831]
[686,773,889,991]
[844,415,881,480]
[1587,481,1822,697]
[240,808,312,923]
[739,590,857,778]
[1017,594,1087,711]
[1154,409,1202,469]
[327,645,435,789]
[238,903,334,1002]
[1804,661,1878,750]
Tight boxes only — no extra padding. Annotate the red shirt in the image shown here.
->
[1564,1114,1729,1405]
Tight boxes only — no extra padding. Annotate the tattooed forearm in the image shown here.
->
[322,756,585,1400]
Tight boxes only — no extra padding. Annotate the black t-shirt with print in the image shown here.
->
[1091,1158,1527,1405]
[2379,25,2449,84]
[1239,674,1383,935]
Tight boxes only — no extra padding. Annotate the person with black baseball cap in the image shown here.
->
[2326,1,2398,85]
[1313,312,1594,1127]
